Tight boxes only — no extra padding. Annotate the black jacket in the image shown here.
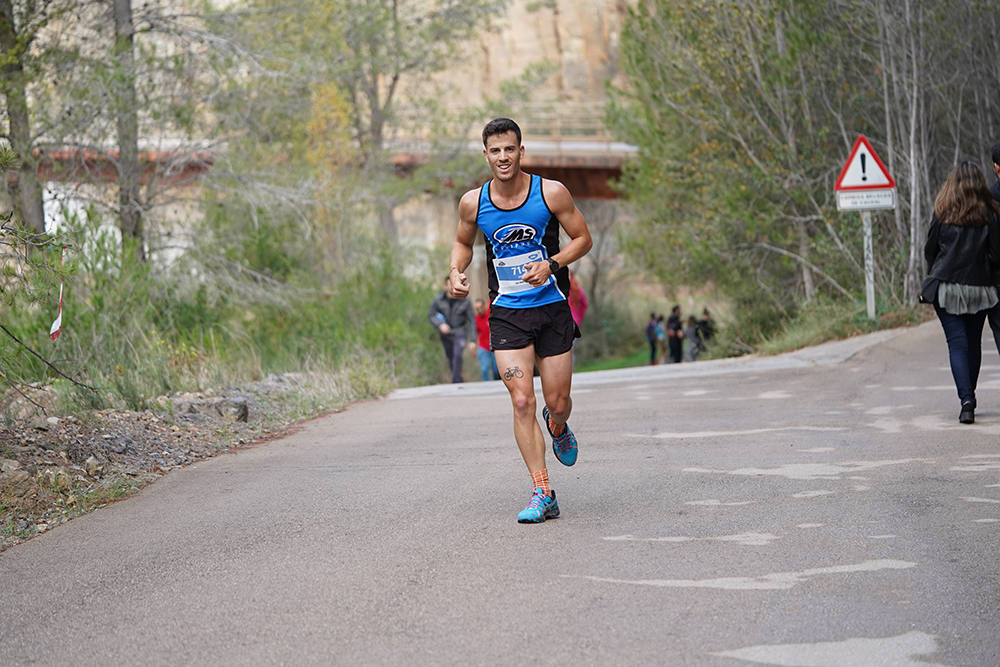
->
[991,179,1000,204]
[428,291,474,338]
[924,213,1000,286]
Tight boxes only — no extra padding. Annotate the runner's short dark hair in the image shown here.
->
[483,118,521,147]
[992,142,1000,167]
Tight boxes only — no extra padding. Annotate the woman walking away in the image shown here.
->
[924,161,1000,424]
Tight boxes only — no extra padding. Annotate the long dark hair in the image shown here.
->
[933,161,994,226]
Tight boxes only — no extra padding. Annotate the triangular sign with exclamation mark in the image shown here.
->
[835,135,895,191]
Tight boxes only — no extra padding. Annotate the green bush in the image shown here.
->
[1,206,444,416]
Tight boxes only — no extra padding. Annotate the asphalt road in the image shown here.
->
[1,321,998,666]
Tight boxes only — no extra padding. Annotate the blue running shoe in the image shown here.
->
[542,405,578,466]
[517,488,560,523]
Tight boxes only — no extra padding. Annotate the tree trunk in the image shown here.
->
[797,219,815,302]
[0,0,46,234]
[877,1,905,255]
[112,0,145,262]
[904,0,921,303]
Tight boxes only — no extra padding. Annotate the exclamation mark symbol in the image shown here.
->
[860,153,867,181]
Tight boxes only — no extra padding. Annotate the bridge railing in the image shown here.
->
[516,104,611,141]
[389,102,634,156]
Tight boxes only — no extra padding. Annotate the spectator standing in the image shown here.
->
[428,279,474,383]
[666,305,684,363]
[697,308,716,345]
[683,315,701,361]
[473,298,500,381]
[656,314,666,364]
[568,271,588,368]
[568,271,588,327]
[645,313,658,365]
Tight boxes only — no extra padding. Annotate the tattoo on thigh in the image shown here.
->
[503,366,524,380]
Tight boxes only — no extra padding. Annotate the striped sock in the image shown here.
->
[547,412,565,437]
[530,468,550,494]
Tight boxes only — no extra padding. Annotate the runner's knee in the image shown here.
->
[544,392,570,418]
[509,389,536,417]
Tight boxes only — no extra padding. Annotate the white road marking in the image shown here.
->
[865,405,913,415]
[960,497,1000,504]
[868,418,904,433]
[973,519,999,523]
[682,389,713,396]
[792,490,834,498]
[951,462,1000,472]
[797,523,824,528]
[685,459,933,481]
[892,385,956,392]
[759,390,792,399]
[867,534,896,539]
[712,630,942,666]
[909,415,1000,434]
[799,447,835,453]
[638,426,846,439]
[604,532,779,546]
[685,499,756,507]
[563,559,915,591]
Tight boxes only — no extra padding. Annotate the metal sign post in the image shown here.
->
[862,211,875,320]
[834,135,896,320]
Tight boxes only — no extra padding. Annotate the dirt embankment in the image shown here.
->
[0,374,314,551]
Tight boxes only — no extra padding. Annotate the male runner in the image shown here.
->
[447,117,593,523]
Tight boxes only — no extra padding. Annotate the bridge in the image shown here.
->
[26,106,634,200]
[390,104,636,199]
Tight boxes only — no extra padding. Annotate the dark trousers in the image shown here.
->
[648,339,657,365]
[935,305,987,405]
[439,333,466,383]
[988,305,1000,356]
[668,337,683,363]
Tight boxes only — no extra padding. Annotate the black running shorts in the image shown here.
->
[489,300,580,357]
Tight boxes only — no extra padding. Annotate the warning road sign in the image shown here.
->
[835,135,895,211]
[835,135,895,191]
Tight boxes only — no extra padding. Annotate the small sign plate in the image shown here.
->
[837,189,895,211]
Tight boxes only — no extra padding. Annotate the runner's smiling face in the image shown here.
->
[484,131,523,182]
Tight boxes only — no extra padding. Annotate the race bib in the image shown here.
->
[494,249,545,295]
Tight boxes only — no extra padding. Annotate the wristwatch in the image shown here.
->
[547,258,560,275]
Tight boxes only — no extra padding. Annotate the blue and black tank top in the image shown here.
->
[476,173,569,309]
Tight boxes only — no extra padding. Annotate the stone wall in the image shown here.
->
[452,0,629,111]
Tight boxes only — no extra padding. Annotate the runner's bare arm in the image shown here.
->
[447,189,479,298]
[521,179,593,286]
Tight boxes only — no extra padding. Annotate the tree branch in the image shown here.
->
[750,242,852,299]
[0,323,96,391]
